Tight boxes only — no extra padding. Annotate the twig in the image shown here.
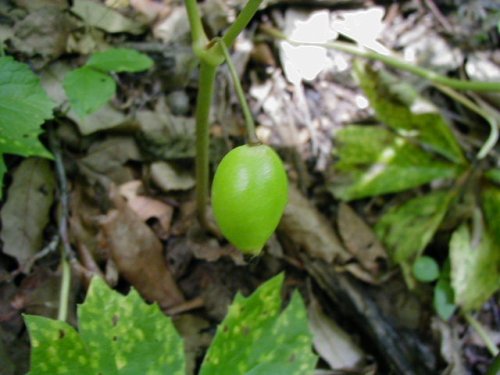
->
[423,0,454,33]
[48,125,75,322]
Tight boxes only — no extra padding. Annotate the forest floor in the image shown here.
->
[0,0,499,374]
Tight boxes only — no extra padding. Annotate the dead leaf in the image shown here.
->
[153,6,190,44]
[79,136,141,186]
[150,161,195,192]
[12,7,72,60]
[71,0,145,34]
[130,0,171,23]
[100,188,184,309]
[431,318,466,375]
[278,184,349,263]
[119,180,174,237]
[69,104,131,136]
[0,159,55,270]
[338,203,388,275]
[309,296,364,370]
[173,314,212,375]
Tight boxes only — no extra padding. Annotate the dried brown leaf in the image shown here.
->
[309,297,364,370]
[338,203,387,275]
[119,180,174,237]
[278,185,349,263]
[1,159,55,270]
[100,189,184,309]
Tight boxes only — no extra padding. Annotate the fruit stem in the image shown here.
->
[185,0,265,229]
[216,37,259,145]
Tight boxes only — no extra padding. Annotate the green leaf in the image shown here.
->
[63,67,116,117]
[376,191,454,263]
[412,256,440,282]
[485,169,500,185]
[450,224,500,312]
[25,315,95,375]
[87,48,153,73]
[200,273,317,375]
[482,186,500,246]
[332,125,459,200]
[0,56,54,198]
[354,63,465,164]
[25,277,185,375]
[433,278,456,320]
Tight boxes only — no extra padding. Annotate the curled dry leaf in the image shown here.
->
[309,296,364,370]
[278,184,349,263]
[338,203,388,276]
[100,188,184,310]
[119,180,174,238]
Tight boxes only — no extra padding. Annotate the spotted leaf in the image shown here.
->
[200,273,318,375]
[25,277,185,375]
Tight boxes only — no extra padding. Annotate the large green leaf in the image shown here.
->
[200,274,317,375]
[87,48,153,73]
[0,56,54,198]
[63,66,116,117]
[354,63,465,164]
[25,277,185,375]
[450,223,500,312]
[375,190,454,263]
[332,126,459,200]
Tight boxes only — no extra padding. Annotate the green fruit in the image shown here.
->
[211,144,288,254]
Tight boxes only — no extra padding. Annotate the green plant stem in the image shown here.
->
[195,62,217,230]
[261,25,500,92]
[261,25,499,159]
[464,312,499,357]
[215,38,259,145]
[436,84,498,160]
[223,0,264,48]
[184,0,208,50]
[185,0,267,230]
[57,254,71,322]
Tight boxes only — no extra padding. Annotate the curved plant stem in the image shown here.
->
[49,126,73,322]
[185,0,266,230]
[195,62,217,230]
[223,0,264,48]
[436,85,498,160]
[261,25,500,92]
[215,38,259,145]
[465,312,499,357]
[261,25,499,159]
[184,0,208,49]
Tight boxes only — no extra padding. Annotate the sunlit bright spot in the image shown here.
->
[331,7,390,55]
[281,10,337,83]
[355,95,369,109]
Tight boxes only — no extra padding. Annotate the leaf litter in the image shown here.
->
[1,0,499,374]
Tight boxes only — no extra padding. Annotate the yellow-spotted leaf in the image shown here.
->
[200,273,317,375]
[25,277,185,375]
